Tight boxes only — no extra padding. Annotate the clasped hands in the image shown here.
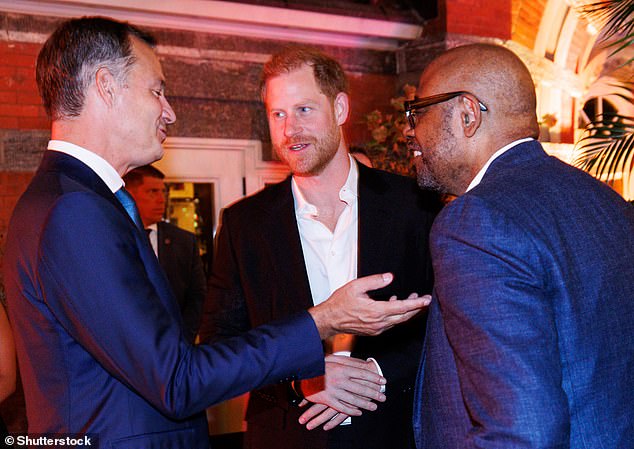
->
[296,354,385,431]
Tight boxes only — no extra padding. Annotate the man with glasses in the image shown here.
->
[199,46,440,449]
[407,44,634,448]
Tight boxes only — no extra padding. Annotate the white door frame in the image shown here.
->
[155,137,290,230]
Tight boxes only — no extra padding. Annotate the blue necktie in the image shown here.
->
[114,188,144,230]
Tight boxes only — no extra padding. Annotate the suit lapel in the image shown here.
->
[260,178,314,313]
[357,164,394,277]
[43,151,177,312]
[41,151,120,209]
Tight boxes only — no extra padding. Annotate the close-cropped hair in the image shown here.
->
[260,46,349,102]
[36,16,156,120]
[123,165,165,188]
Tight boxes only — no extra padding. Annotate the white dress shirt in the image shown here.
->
[292,155,359,307]
[146,223,159,256]
[292,157,384,423]
[47,140,123,193]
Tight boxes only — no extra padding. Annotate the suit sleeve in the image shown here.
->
[38,193,324,419]
[198,207,251,343]
[430,196,568,448]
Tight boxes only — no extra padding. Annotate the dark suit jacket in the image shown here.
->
[157,221,207,343]
[3,151,325,449]
[200,162,440,449]
[414,141,634,448]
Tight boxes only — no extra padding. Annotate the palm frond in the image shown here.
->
[574,113,634,183]
[579,0,634,61]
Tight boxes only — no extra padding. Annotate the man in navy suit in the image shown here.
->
[2,17,430,449]
[407,44,634,448]
[125,165,207,343]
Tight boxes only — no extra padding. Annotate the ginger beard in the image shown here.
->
[274,118,341,177]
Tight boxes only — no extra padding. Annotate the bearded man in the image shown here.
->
[199,46,440,449]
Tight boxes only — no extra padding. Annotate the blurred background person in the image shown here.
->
[124,165,207,343]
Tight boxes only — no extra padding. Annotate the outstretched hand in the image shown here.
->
[308,273,431,339]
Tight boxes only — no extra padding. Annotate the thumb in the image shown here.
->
[351,273,393,295]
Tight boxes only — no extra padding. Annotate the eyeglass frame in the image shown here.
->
[404,91,488,130]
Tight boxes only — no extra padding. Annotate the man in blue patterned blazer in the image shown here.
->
[406,44,634,449]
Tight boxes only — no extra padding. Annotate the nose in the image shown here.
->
[283,115,302,137]
[403,121,415,139]
[161,96,176,125]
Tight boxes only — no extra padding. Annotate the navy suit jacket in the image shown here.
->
[200,162,440,449]
[414,141,634,448]
[3,151,324,449]
[157,221,207,342]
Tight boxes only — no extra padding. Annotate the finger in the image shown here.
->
[407,292,420,299]
[384,296,430,314]
[350,273,393,295]
[331,390,380,411]
[325,354,370,366]
[327,361,385,384]
[304,408,341,431]
[298,399,309,407]
[322,413,350,431]
[298,403,328,424]
[325,358,386,386]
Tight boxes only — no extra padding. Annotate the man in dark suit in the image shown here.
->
[199,47,439,449]
[124,165,207,343]
[406,44,634,448]
[2,17,430,449]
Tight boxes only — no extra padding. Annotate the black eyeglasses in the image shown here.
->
[404,91,488,130]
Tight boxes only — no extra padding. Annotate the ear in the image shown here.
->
[333,92,350,126]
[459,95,482,138]
[94,67,119,108]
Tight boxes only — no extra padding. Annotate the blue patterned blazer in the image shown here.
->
[414,140,634,449]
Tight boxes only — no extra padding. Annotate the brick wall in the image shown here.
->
[0,41,49,130]
[446,0,512,40]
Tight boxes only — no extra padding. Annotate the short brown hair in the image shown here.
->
[123,165,165,188]
[260,46,349,102]
[37,16,155,120]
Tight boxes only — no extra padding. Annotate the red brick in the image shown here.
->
[5,54,37,68]
[0,91,17,103]
[16,91,41,105]
[18,115,49,129]
[0,104,39,117]
[0,116,18,128]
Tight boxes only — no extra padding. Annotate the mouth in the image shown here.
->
[158,126,167,142]
[406,138,423,158]
[288,143,309,152]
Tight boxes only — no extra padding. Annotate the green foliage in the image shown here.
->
[580,0,634,64]
[574,0,634,193]
[360,84,417,177]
